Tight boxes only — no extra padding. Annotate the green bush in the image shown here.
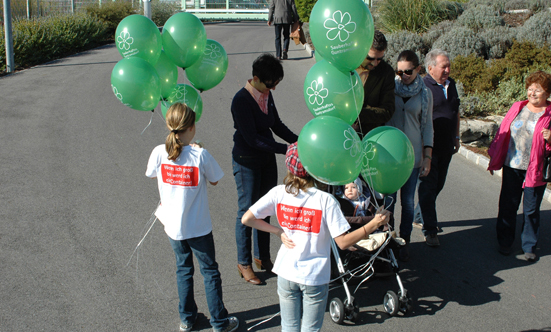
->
[451,54,496,93]
[456,4,504,32]
[480,25,516,59]
[139,0,180,27]
[1,13,108,72]
[516,10,551,47]
[422,19,455,48]
[465,0,507,14]
[84,1,136,37]
[432,26,486,60]
[528,0,551,13]
[385,31,429,68]
[377,0,456,33]
[295,0,317,22]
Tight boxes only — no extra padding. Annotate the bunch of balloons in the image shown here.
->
[296,0,414,194]
[110,13,229,119]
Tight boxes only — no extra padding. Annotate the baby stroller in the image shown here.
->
[326,180,412,324]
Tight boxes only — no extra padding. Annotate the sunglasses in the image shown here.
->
[366,56,384,61]
[263,80,280,89]
[395,69,415,76]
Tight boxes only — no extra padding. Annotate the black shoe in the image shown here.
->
[498,246,512,256]
[282,51,288,60]
[398,244,410,262]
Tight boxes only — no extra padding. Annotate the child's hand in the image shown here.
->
[374,206,391,228]
[280,231,295,249]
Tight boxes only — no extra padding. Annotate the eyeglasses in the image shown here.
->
[395,69,415,76]
[263,80,280,89]
[366,56,384,61]
[527,88,544,95]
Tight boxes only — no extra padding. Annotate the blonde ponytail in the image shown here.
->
[165,103,196,161]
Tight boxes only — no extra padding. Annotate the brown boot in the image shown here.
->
[237,264,261,285]
[254,258,274,272]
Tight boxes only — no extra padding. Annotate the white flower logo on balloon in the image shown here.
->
[324,11,357,42]
[112,84,131,107]
[112,84,123,102]
[361,141,376,169]
[306,80,329,105]
[343,128,361,157]
[117,30,134,51]
[204,44,222,59]
[169,86,192,105]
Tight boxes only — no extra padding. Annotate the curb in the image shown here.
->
[304,42,314,58]
[458,146,551,203]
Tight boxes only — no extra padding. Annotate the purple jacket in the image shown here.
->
[487,100,551,187]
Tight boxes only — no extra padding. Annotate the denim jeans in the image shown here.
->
[168,233,229,331]
[496,166,545,253]
[274,24,291,58]
[418,151,453,236]
[233,154,277,265]
[387,167,420,242]
[277,276,329,332]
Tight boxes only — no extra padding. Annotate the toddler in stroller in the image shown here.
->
[327,177,412,324]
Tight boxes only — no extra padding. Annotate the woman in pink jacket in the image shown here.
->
[488,71,551,262]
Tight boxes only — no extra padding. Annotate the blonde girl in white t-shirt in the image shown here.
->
[242,143,390,332]
[146,103,238,332]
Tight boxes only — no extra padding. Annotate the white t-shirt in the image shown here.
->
[249,185,350,286]
[145,144,224,240]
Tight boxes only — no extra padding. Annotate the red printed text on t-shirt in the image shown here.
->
[161,164,199,187]
[277,204,322,234]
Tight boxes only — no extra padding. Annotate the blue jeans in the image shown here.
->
[387,167,420,242]
[418,151,453,236]
[233,154,277,265]
[274,24,291,58]
[168,233,229,331]
[277,276,329,332]
[496,166,546,253]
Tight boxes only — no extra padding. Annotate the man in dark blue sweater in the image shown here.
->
[231,54,298,285]
[418,49,460,247]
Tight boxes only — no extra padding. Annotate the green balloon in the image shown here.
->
[163,84,203,122]
[185,39,229,92]
[314,50,323,62]
[111,57,161,111]
[297,116,362,185]
[309,0,374,73]
[360,126,415,194]
[162,12,207,68]
[154,51,179,100]
[115,14,162,65]
[304,60,364,125]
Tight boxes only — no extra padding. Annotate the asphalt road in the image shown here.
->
[1,21,550,332]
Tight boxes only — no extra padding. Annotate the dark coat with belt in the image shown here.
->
[268,0,299,24]
[355,60,396,135]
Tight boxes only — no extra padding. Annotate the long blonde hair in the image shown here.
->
[283,171,326,196]
[165,103,196,161]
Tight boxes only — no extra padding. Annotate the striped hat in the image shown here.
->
[285,142,308,178]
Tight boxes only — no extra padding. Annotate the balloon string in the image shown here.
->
[247,312,281,331]
[141,110,155,135]
[350,73,365,138]
[126,203,159,267]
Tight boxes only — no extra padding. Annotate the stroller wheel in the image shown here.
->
[329,297,345,324]
[399,290,413,314]
[344,299,359,322]
[383,290,399,316]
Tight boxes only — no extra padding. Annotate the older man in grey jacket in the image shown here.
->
[268,0,299,60]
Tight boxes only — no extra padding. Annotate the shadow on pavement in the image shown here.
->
[325,209,551,326]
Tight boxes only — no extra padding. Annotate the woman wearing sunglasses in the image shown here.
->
[386,50,434,262]
[230,53,299,285]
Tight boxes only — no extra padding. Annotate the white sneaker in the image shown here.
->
[214,316,239,332]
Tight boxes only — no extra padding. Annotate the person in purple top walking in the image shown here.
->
[230,53,298,285]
